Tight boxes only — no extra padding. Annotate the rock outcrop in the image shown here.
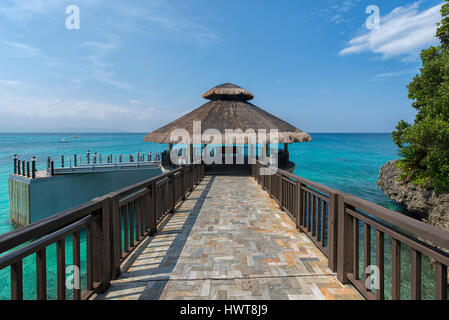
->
[377,160,449,231]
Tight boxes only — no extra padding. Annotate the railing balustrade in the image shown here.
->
[0,163,205,300]
[252,162,449,300]
[1,159,447,301]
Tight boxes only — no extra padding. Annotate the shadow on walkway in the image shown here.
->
[98,176,215,300]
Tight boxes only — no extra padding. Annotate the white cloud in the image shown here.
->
[0,80,21,86]
[3,41,44,57]
[370,69,416,81]
[0,0,60,21]
[322,0,361,24]
[80,36,134,90]
[340,2,443,60]
[0,94,168,131]
[106,1,219,46]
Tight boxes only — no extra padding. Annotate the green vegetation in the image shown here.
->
[393,0,449,193]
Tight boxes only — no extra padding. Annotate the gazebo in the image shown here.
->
[143,83,312,173]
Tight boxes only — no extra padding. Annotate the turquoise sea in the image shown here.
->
[0,133,410,235]
[0,133,432,299]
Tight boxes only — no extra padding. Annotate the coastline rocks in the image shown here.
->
[377,160,449,231]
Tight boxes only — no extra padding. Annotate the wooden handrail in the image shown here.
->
[0,199,104,255]
[252,161,449,300]
[0,162,205,300]
[0,215,97,270]
[345,195,449,250]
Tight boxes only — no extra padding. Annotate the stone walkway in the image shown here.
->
[97,175,362,300]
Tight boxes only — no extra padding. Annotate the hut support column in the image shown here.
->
[284,143,289,165]
[203,144,207,164]
[222,145,226,163]
[189,144,194,164]
[168,144,173,166]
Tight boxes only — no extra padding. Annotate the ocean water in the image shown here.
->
[0,133,432,299]
[0,133,168,235]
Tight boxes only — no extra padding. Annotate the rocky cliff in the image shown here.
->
[377,160,449,231]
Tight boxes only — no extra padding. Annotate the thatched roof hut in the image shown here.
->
[143,83,312,144]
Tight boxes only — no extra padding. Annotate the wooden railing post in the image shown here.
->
[182,167,186,200]
[327,192,339,272]
[295,181,302,230]
[99,198,112,292]
[110,195,121,279]
[171,172,176,213]
[337,194,354,284]
[190,166,194,191]
[278,174,282,209]
[144,186,155,236]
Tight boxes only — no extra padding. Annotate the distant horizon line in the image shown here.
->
[0,131,393,134]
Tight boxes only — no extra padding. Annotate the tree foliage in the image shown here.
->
[393,1,449,193]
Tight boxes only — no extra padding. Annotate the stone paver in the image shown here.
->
[97,175,362,300]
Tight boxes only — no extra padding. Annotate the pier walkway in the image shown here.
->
[96,175,362,300]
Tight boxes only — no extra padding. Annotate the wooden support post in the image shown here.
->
[151,181,157,234]
[411,249,422,300]
[110,196,121,279]
[297,182,303,228]
[74,154,77,167]
[36,248,46,300]
[171,172,176,213]
[17,160,21,175]
[61,155,64,168]
[72,232,81,300]
[100,198,112,291]
[337,195,354,284]
[222,145,225,160]
[11,261,23,300]
[22,161,26,176]
[26,161,30,178]
[56,239,66,300]
[278,174,283,210]
[327,192,339,272]
[435,262,448,300]
[51,161,54,176]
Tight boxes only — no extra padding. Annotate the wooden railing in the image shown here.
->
[252,162,339,271]
[0,163,205,300]
[252,162,449,300]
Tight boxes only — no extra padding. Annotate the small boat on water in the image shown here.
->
[70,135,79,139]
[59,138,69,143]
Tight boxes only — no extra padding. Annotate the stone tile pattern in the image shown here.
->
[97,176,363,300]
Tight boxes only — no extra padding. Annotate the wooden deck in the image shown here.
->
[96,175,362,300]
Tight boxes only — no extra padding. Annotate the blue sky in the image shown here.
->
[0,0,445,133]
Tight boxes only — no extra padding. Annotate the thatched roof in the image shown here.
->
[202,83,254,101]
[143,83,312,144]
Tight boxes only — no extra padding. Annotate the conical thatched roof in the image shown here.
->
[143,83,312,144]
